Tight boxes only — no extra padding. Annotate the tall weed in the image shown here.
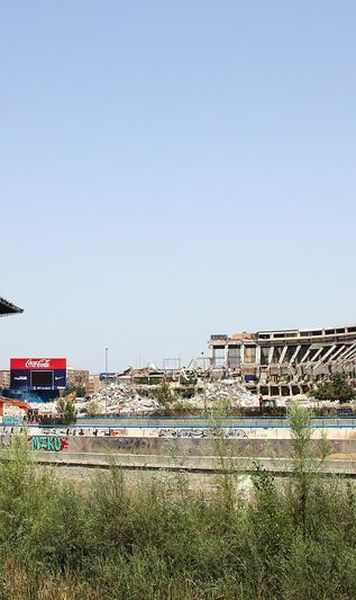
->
[0,424,355,599]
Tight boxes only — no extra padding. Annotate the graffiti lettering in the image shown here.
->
[224,428,248,439]
[157,427,248,439]
[29,435,68,451]
[158,428,207,439]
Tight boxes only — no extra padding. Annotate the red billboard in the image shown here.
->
[10,358,67,370]
[10,358,67,392]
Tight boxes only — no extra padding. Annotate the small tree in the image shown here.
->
[210,396,236,509]
[289,404,314,539]
[85,400,101,417]
[288,404,330,539]
[56,395,77,425]
[152,381,177,410]
[312,373,355,402]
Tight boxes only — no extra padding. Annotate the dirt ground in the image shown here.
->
[38,464,255,498]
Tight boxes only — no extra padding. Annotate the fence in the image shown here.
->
[74,415,356,429]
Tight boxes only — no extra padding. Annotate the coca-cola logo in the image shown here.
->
[25,359,51,369]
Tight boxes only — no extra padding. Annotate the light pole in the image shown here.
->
[105,347,108,415]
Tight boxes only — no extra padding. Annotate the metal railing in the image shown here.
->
[74,415,356,429]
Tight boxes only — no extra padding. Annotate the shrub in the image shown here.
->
[0,424,356,599]
[56,397,77,425]
[312,373,356,402]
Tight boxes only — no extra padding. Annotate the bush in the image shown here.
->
[56,397,77,425]
[151,381,178,410]
[0,422,356,598]
[84,400,101,416]
[312,373,356,402]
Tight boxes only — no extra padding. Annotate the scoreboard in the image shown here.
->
[10,358,67,391]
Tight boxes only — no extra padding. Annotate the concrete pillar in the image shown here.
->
[328,345,345,363]
[309,347,324,363]
[337,344,356,366]
[255,345,261,366]
[290,345,301,365]
[224,344,229,367]
[317,344,337,365]
[210,347,216,367]
[268,346,274,364]
[300,347,312,364]
[279,345,288,364]
[240,344,245,365]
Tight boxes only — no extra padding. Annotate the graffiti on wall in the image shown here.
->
[157,427,248,439]
[1,425,249,443]
[223,428,248,439]
[110,428,128,437]
[160,428,206,438]
[29,435,69,452]
[29,427,111,438]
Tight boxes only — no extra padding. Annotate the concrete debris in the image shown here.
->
[188,380,259,409]
[29,379,342,417]
[29,401,57,414]
[85,380,260,414]
[88,382,161,415]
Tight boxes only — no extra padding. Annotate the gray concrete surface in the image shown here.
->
[4,450,356,477]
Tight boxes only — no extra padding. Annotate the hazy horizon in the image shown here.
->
[1,1,356,372]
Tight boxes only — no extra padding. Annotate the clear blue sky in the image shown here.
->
[1,1,356,372]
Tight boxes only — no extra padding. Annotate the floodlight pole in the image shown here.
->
[105,346,108,415]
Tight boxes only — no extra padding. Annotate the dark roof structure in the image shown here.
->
[0,296,23,317]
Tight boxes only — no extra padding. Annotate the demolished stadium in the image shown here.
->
[210,324,356,395]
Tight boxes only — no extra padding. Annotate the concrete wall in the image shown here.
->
[0,434,354,459]
[2,426,356,459]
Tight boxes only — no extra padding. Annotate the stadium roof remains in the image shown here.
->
[0,296,23,316]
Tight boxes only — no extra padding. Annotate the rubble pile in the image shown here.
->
[86,380,261,414]
[88,382,160,415]
[29,379,315,417]
[29,400,57,414]
[188,380,259,409]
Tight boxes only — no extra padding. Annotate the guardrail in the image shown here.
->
[54,416,356,429]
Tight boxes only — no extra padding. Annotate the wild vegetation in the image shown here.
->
[312,372,356,402]
[0,407,356,599]
[56,394,77,425]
